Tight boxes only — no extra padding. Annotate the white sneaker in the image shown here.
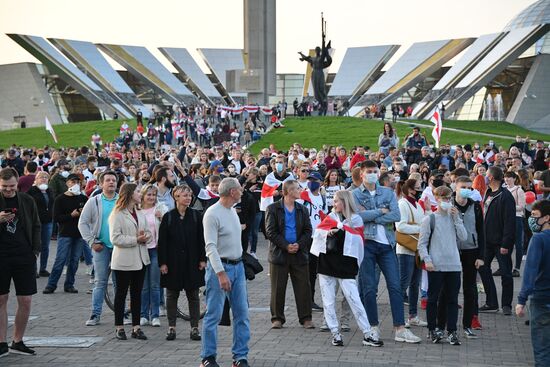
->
[151,318,161,327]
[85,265,93,275]
[89,277,95,284]
[370,326,381,341]
[406,316,428,328]
[250,252,258,260]
[395,328,421,343]
[140,317,149,326]
[159,305,167,317]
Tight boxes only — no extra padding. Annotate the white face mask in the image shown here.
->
[38,184,48,191]
[366,172,378,184]
[68,185,81,195]
[440,201,452,212]
[60,171,69,178]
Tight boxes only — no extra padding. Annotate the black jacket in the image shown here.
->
[483,185,516,249]
[157,208,207,291]
[27,186,55,224]
[0,192,41,255]
[265,200,312,265]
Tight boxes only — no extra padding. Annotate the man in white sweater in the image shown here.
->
[201,178,250,367]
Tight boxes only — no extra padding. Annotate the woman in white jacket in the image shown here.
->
[396,179,427,328]
[110,183,151,341]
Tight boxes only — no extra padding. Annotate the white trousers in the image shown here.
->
[319,274,371,334]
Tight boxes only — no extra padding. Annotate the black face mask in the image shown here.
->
[414,191,422,201]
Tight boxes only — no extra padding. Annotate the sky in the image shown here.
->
[0,0,538,74]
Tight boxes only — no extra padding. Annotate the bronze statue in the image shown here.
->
[298,13,332,115]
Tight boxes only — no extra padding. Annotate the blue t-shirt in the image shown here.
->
[284,205,297,244]
[98,194,117,248]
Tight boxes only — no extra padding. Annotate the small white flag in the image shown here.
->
[45,117,58,143]
[430,106,442,148]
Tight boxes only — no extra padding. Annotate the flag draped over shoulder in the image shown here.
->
[45,117,58,143]
[310,212,365,267]
[260,172,295,211]
[430,106,442,148]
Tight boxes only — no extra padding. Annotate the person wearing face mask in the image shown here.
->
[260,155,295,211]
[353,160,422,344]
[48,159,71,200]
[226,164,238,178]
[82,156,98,183]
[478,166,516,315]
[516,199,550,367]
[418,185,467,345]
[438,176,485,338]
[43,174,87,294]
[27,172,55,278]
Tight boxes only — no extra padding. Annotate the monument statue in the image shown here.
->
[298,13,332,115]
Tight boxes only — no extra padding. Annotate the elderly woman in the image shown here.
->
[157,185,206,341]
[311,190,382,348]
[109,183,151,341]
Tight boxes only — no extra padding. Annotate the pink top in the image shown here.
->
[141,207,159,249]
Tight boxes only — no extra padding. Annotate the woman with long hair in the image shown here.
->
[139,184,168,327]
[504,171,526,276]
[378,122,399,155]
[324,146,342,171]
[109,183,151,341]
[157,185,206,341]
[312,190,382,347]
[395,179,427,327]
[324,169,344,212]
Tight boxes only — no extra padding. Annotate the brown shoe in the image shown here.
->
[303,320,315,329]
[271,320,282,329]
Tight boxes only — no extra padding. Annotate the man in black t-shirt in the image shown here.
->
[0,168,41,357]
[43,174,87,295]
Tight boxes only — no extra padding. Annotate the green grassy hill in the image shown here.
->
[248,117,549,155]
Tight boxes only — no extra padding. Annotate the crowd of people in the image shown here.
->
[0,113,549,367]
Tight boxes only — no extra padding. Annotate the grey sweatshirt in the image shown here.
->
[203,201,243,273]
[417,211,467,272]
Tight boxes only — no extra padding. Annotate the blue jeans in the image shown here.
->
[514,217,524,270]
[141,249,161,319]
[248,212,263,253]
[91,245,113,317]
[398,254,420,317]
[47,236,84,290]
[82,240,93,266]
[38,222,53,272]
[358,240,405,327]
[530,299,550,367]
[201,262,250,361]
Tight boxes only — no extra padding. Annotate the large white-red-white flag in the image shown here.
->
[430,106,442,148]
[45,117,58,143]
[260,172,295,211]
[310,213,365,267]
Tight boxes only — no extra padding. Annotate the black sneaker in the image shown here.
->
[502,306,512,316]
[512,269,520,277]
[64,287,78,294]
[166,328,176,341]
[492,269,502,276]
[429,329,444,344]
[10,341,36,355]
[131,328,147,340]
[332,332,344,346]
[201,356,219,367]
[190,327,201,341]
[0,342,8,358]
[447,331,461,345]
[479,304,499,313]
[38,270,50,277]
[362,332,384,347]
[311,302,323,312]
[42,286,55,294]
[232,359,249,367]
[115,329,127,340]
[464,328,478,339]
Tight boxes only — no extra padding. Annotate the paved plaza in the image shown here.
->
[5,239,534,367]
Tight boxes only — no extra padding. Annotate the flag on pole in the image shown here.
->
[430,106,442,148]
[45,117,58,143]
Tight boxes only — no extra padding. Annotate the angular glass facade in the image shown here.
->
[504,0,550,55]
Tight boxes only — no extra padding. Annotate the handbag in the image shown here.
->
[395,203,419,252]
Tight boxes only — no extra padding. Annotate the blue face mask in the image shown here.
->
[459,188,473,199]
[276,163,284,172]
[307,181,321,192]
[216,166,224,173]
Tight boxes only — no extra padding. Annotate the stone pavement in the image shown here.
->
[5,239,534,367]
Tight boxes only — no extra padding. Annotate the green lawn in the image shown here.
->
[409,119,550,141]
[249,116,542,155]
[0,119,139,149]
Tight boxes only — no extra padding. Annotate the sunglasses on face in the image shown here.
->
[300,169,309,173]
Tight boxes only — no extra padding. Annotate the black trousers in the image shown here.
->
[478,244,513,308]
[114,268,145,327]
[166,288,200,328]
[427,271,461,332]
[309,254,318,302]
[438,250,478,329]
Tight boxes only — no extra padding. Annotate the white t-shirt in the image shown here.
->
[325,185,344,207]
[370,190,389,245]
[298,189,327,236]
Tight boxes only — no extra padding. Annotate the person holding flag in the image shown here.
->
[260,155,294,211]
[311,190,383,347]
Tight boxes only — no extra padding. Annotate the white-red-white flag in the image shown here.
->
[260,172,295,211]
[45,117,58,143]
[430,106,442,148]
